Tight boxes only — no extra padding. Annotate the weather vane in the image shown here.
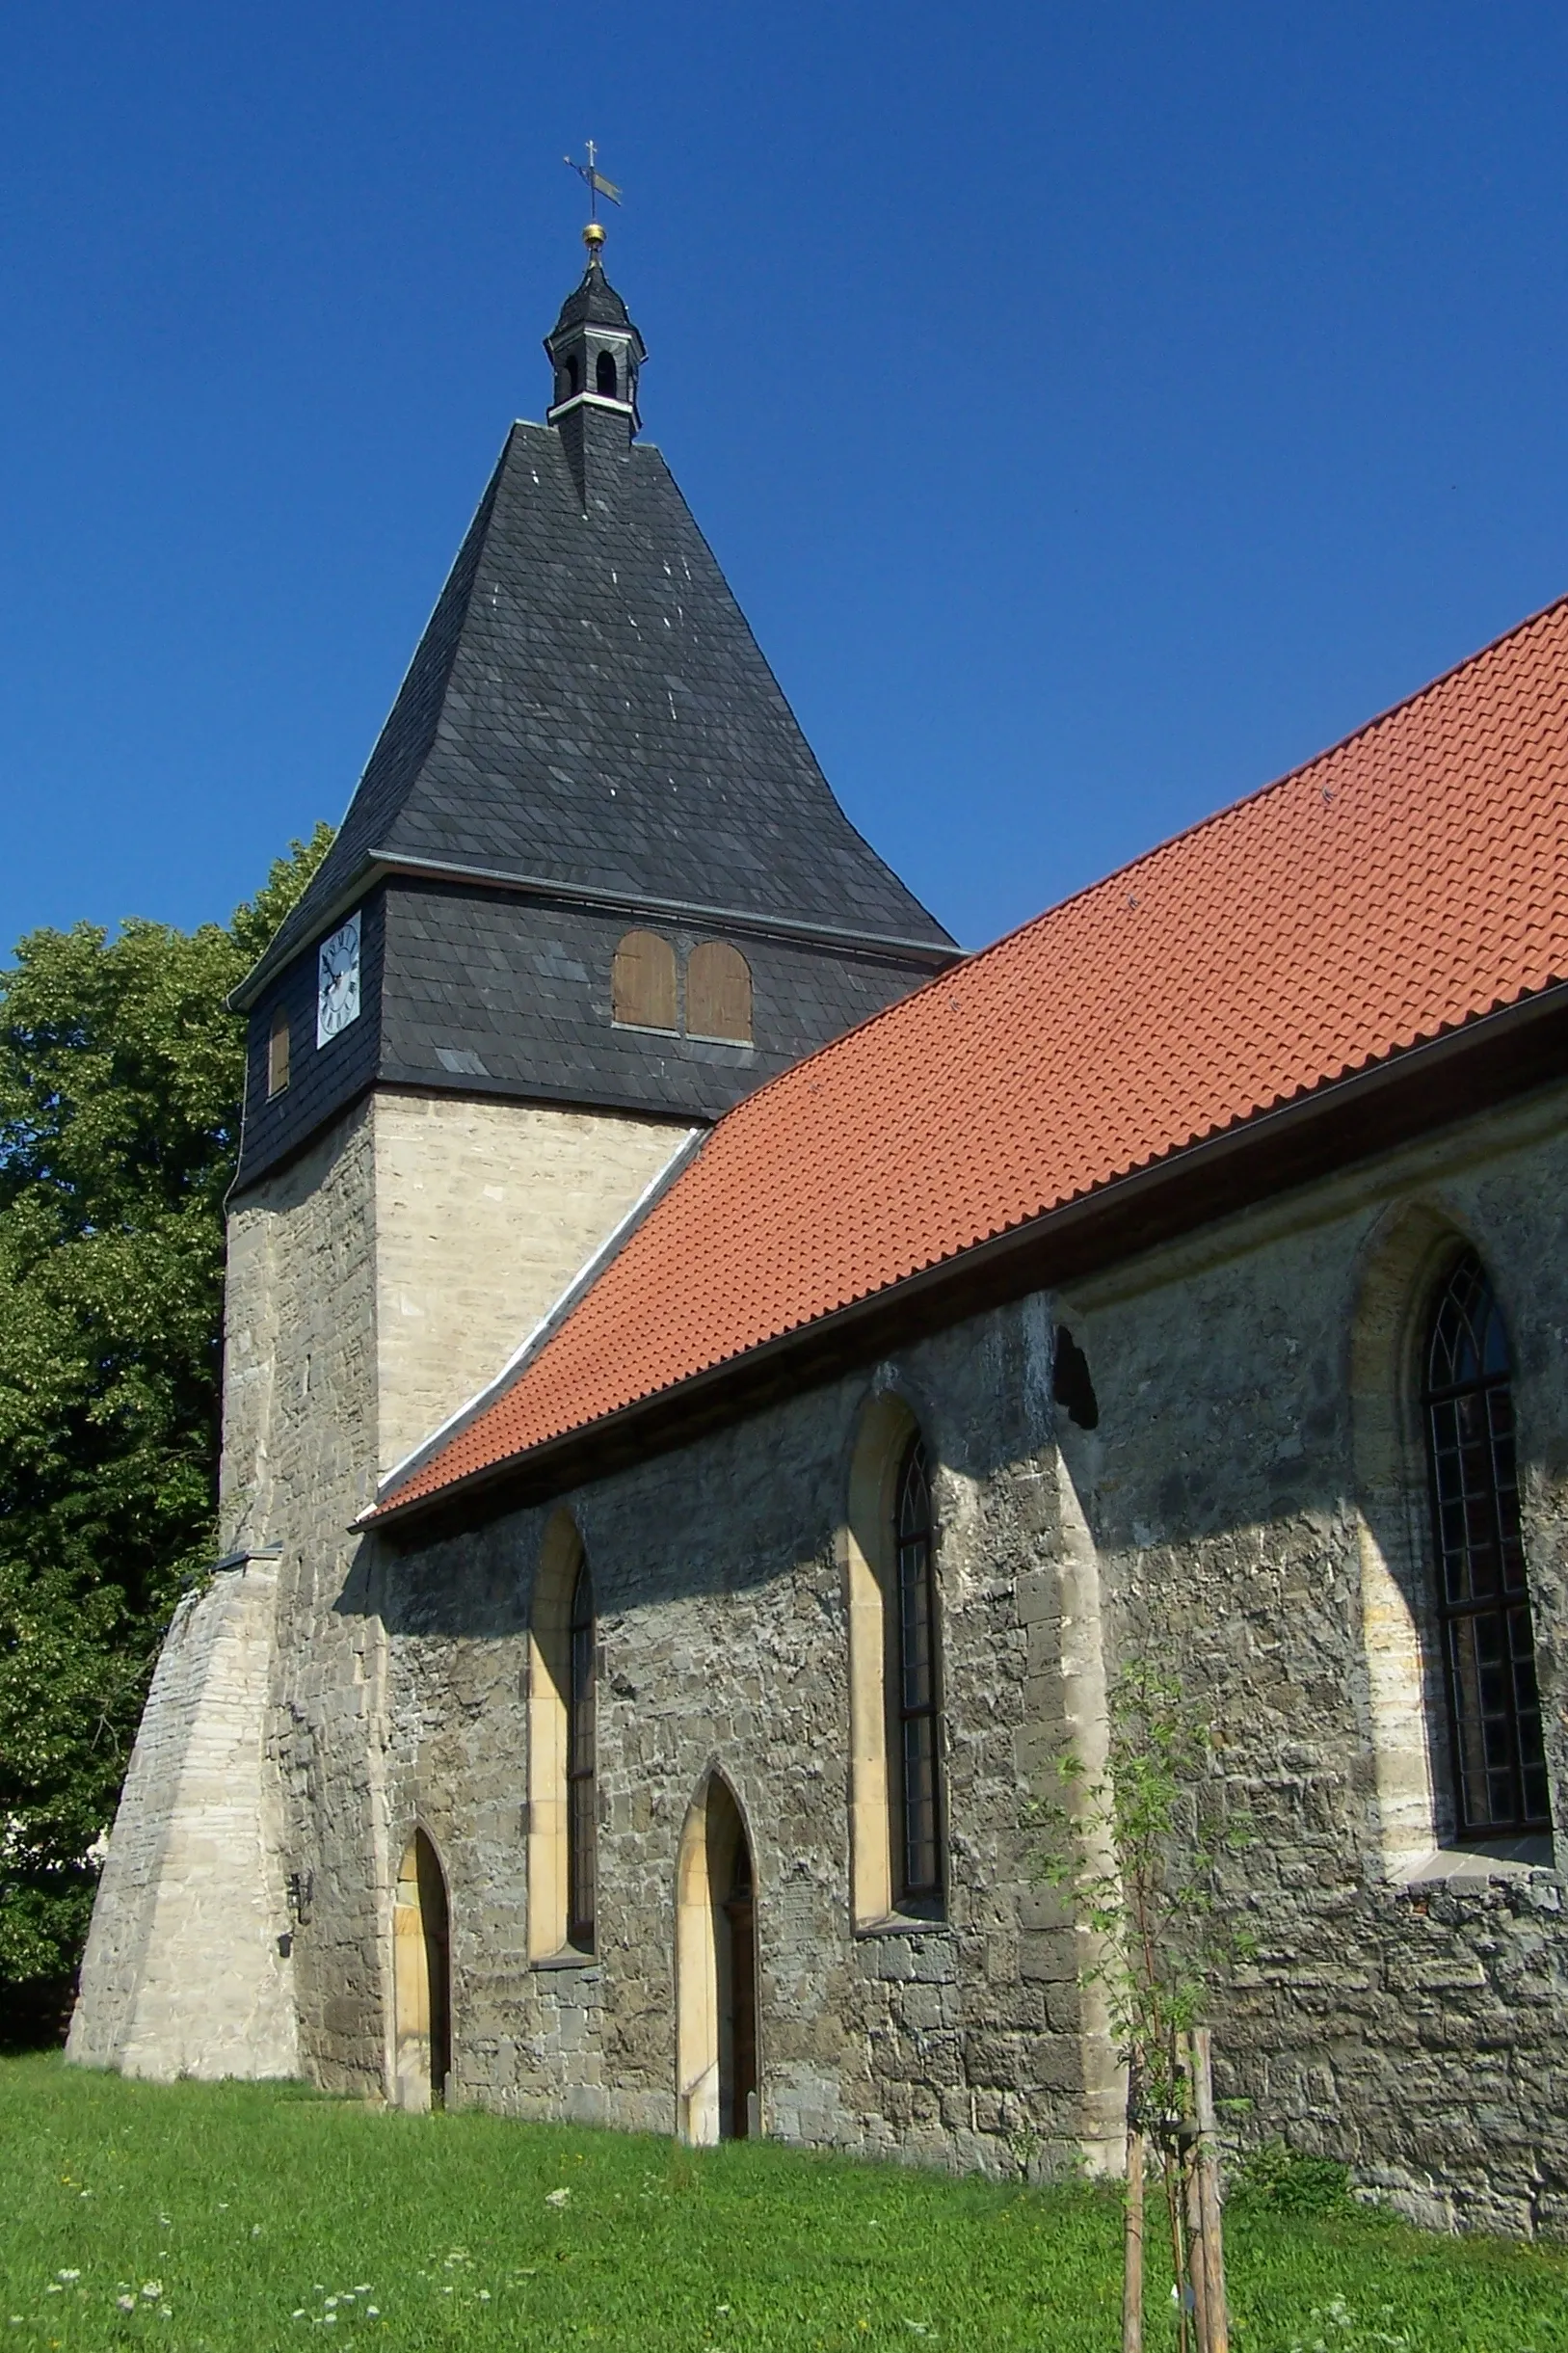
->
[564,141,623,252]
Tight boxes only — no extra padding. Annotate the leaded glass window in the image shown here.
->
[894,1436,943,1906]
[567,1559,597,1949]
[1422,1252,1551,1836]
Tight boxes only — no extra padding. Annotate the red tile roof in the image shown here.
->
[376,594,1568,1518]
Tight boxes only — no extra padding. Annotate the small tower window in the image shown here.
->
[565,353,581,398]
[596,350,619,399]
[686,942,753,1043]
[267,1007,291,1098]
[612,930,678,1031]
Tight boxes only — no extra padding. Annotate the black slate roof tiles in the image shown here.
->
[262,416,950,973]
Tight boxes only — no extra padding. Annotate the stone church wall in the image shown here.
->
[65,1554,298,2081]
[1053,1082,1568,2235]
[70,1083,691,2086]
[356,1080,1568,2229]
[369,1291,1114,2173]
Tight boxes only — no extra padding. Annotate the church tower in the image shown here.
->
[68,221,954,2085]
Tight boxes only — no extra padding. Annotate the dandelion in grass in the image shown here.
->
[117,2296,136,2313]
[55,2271,80,2285]
[142,2282,163,2299]
[545,2187,571,2206]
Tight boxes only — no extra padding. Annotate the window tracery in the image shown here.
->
[893,1435,943,1907]
[567,1559,597,1951]
[1421,1251,1551,1835]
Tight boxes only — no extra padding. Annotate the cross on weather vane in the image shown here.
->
[565,140,623,227]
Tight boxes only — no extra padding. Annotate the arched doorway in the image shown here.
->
[392,1830,451,2111]
[676,1778,759,2144]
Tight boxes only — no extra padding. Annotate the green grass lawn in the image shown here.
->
[3,2057,1566,2352]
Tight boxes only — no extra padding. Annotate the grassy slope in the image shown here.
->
[2,2058,1566,2353]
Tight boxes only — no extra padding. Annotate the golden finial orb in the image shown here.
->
[582,220,607,254]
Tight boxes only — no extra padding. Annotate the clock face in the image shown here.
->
[316,913,361,1048]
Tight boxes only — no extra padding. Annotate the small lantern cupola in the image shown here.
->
[545,222,647,439]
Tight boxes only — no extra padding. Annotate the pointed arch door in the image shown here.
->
[393,1830,452,2110]
[676,1778,759,2144]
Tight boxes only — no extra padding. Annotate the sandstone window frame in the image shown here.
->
[1352,1203,1554,1878]
[611,929,678,1033]
[567,1556,598,1949]
[843,1392,948,1928]
[528,1511,598,1961]
[1420,1248,1551,1839]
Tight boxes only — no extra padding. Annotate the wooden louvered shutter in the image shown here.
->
[686,941,753,1043]
[612,930,678,1030]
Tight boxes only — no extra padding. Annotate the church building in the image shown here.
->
[71,224,1568,2237]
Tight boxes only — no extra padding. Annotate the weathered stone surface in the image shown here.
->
[66,1557,298,2081]
[73,1042,1568,2232]
[68,1088,690,2088]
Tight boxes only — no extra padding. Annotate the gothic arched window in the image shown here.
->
[567,1560,597,1951]
[596,350,619,398]
[893,1435,943,1906]
[1422,1251,1551,1835]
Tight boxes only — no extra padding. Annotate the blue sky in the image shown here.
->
[4,3,1568,956]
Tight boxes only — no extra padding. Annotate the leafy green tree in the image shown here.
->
[0,826,332,2013]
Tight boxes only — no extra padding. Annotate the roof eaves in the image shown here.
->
[228,854,388,1011]
[364,975,1568,1536]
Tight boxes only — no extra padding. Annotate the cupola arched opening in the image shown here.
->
[596,350,619,398]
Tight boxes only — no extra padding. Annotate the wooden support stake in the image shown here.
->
[1123,2126,1145,2353]
[1191,2029,1230,2353]
[1184,2138,1211,2353]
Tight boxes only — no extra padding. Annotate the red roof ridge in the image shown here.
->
[703,585,1568,1121]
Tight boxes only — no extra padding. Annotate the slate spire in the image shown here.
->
[231,218,954,1194]
[544,225,647,505]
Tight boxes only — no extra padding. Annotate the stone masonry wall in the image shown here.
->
[1054,1083,1568,2235]
[70,1084,690,2084]
[66,1557,298,2080]
[371,1094,695,1477]
[365,1295,1114,2175]
[355,1082,1568,2229]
